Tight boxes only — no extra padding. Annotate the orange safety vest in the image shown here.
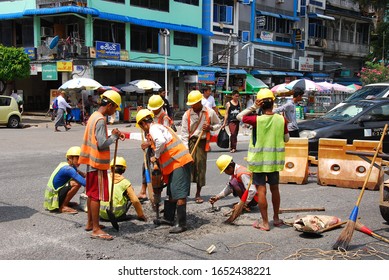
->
[233,165,258,203]
[157,111,173,127]
[79,111,111,170]
[186,109,211,152]
[155,125,193,176]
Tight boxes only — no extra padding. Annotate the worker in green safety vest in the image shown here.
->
[237,88,289,231]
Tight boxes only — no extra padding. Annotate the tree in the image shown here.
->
[358,61,389,85]
[0,45,31,95]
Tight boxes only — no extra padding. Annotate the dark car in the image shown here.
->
[298,99,389,155]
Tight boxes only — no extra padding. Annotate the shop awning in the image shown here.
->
[308,13,335,21]
[221,68,247,75]
[175,65,223,72]
[93,59,176,70]
[251,70,272,76]
[271,71,287,76]
[0,12,24,20]
[23,6,99,16]
[305,72,330,78]
[246,74,268,93]
[257,11,300,22]
[286,71,303,77]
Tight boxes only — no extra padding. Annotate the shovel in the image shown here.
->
[106,139,119,231]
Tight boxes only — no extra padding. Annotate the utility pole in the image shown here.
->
[163,29,170,99]
[226,32,232,91]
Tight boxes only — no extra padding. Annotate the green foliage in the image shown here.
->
[0,45,31,93]
[358,62,389,85]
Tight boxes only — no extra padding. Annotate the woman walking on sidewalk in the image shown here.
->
[222,90,241,153]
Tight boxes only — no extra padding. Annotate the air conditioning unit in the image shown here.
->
[308,38,316,46]
[41,27,54,37]
[276,0,285,4]
[308,5,316,13]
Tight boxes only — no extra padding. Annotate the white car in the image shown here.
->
[0,95,22,128]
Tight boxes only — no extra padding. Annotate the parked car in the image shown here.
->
[331,82,389,111]
[298,99,389,156]
[0,95,22,128]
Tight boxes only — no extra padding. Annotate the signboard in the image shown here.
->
[120,50,129,61]
[216,77,225,88]
[56,61,73,72]
[184,75,198,83]
[95,41,121,60]
[24,47,36,60]
[42,63,58,80]
[198,71,215,84]
[298,57,314,72]
[49,89,60,108]
[30,64,38,75]
[260,31,273,41]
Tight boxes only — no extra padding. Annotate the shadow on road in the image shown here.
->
[0,205,38,223]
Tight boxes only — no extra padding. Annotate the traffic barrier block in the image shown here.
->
[279,137,309,184]
[317,138,383,190]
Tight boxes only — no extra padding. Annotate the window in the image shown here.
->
[131,0,169,12]
[130,25,159,53]
[174,0,199,5]
[174,31,197,47]
[0,97,11,107]
[213,0,234,25]
[93,20,126,49]
[102,0,125,3]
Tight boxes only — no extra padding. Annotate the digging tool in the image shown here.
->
[141,133,155,206]
[190,130,204,157]
[355,221,389,244]
[152,162,162,225]
[225,177,252,224]
[279,207,325,214]
[106,138,119,231]
[333,124,388,250]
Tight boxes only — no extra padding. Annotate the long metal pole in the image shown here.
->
[164,30,169,99]
[226,33,232,91]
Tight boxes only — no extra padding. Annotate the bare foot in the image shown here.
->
[252,220,270,231]
[59,206,77,214]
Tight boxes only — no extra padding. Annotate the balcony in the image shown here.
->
[325,39,368,57]
[36,0,87,8]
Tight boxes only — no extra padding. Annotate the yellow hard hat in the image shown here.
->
[110,156,127,168]
[66,146,81,158]
[216,154,233,174]
[136,109,154,126]
[256,88,275,101]
[102,90,121,111]
[186,90,203,106]
[147,95,164,111]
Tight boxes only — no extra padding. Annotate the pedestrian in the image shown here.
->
[237,88,289,231]
[209,155,258,212]
[181,90,221,204]
[44,146,85,214]
[99,157,147,222]
[201,86,219,115]
[158,88,173,119]
[137,94,174,201]
[273,87,304,137]
[136,109,193,233]
[221,90,241,153]
[79,90,124,240]
[54,90,72,132]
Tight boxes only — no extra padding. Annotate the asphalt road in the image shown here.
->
[1,116,389,262]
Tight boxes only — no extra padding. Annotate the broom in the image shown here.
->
[332,124,388,250]
[225,177,253,224]
[355,220,389,244]
[190,130,204,157]
[141,133,155,206]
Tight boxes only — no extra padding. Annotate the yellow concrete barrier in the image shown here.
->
[317,138,383,190]
[279,137,309,184]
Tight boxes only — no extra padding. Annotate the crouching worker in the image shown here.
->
[209,155,258,212]
[100,157,147,222]
[44,146,85,214]
[136,109,193,233]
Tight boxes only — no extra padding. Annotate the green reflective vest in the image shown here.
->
[43,162,69,211]
[247,114,285,173]
[99,176,129,219]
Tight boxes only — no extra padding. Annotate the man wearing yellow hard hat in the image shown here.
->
[181,90,221,204]
[44,146,86,215]
[79,90,125,240]
[209,155,258,212]
[100,157,147,222]
[136,109,193,233]
[137,94,175,201]
[237,88,289,231]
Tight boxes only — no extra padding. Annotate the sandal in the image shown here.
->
[195,197,204,204]
[90,233,113,241]
[252,220,270,231]
[273,219,284,227]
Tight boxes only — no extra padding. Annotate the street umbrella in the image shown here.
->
[129,79,161,91]
[120,84,145,93]
[347,84,362,92]
[59,77,102,91]
[285,79,324,92]
[97,86,122,94]
[271,83,291,95]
